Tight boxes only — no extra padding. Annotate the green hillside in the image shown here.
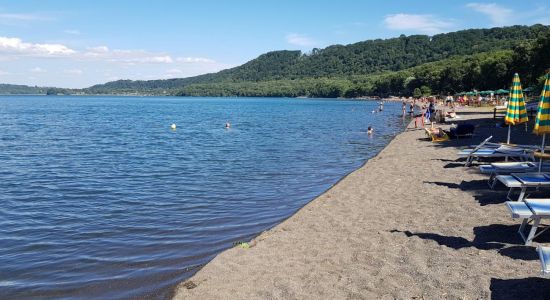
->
[2,24,550,97]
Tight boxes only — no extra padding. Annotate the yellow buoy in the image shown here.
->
[171,123,177,130]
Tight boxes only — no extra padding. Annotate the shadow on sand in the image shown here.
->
[391,223,550,260]
[490,277,550,300]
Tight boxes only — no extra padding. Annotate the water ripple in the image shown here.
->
[0,96,407,299]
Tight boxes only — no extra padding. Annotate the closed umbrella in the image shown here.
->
[504,73,528,144]
[533,73,550,173]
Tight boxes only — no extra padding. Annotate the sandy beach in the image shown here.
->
[173,108,550,299]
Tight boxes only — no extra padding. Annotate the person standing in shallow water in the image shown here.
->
[367,126,373,135]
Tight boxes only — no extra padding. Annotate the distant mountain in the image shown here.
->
[2,24,550,97]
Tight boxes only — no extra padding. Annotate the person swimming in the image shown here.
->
[367,126,373,134]
[225,122,231,129]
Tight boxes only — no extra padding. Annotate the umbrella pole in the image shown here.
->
[540,134,546,174]
[506,124,511,161]
[507,124,511,144]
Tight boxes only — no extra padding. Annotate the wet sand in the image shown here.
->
[173,108,550,299]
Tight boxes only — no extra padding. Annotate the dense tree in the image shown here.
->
[3,25,550,98]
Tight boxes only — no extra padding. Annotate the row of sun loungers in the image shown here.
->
[458,138,550,276]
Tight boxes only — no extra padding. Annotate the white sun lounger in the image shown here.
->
[506,199,550,245]
[457,136,537,166]
[495,173,550,202]
[480,162,550,188]
[537,246,550,276]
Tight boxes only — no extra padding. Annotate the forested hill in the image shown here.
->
[82,24,550,96]
[2,24,550,97]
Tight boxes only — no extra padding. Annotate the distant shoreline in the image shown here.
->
[0,94,403,101]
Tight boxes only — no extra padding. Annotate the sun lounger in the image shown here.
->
[495,173,550,202]
[424,128,449,142]
[458,145,535,167]
[480,162,550,188]
[537,246,550,276]
[458,136,492,166]
[506,199,550,245]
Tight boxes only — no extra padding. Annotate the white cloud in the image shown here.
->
[0,12,55,27]
[0,12,52,22]
[30,67,46,73]
[286,33,317,47]
[466,3,513,26]
[64,69,83,75]
[0,36,75,56]
[176,57,215,63]
[82,47,174,64]
[64,29,81,35]
[384,14,454,34]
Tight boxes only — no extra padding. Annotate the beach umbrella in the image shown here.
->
[533,73,550,172]
[496,89,509,95]
[504,73,528,144]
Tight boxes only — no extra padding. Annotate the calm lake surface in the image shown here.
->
[0,96,408,299]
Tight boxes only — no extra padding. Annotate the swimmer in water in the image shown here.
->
[367,126,373,134]
[225,122,231,129]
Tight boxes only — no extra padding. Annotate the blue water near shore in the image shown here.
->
[0,96,408,299]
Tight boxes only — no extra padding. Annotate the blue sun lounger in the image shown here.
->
[480,162,550,188]
[495,173,550,202]
[506,199,550,245]
[457,136,537,166]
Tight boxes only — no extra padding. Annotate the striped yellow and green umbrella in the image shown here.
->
[533,73,550,172]
[504,73,528,144]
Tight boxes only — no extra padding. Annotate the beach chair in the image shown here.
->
[458,136,492,166]
[480,162,550,188]
[458,137,537,166]
[460,146,535,167]
[424,127,449,142]
[495,173,550,202]
[506,199,550,245]
[537,246,550,276]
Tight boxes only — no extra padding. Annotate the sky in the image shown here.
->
[0,0,549,88]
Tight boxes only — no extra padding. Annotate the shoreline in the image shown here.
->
[172,107,549,299]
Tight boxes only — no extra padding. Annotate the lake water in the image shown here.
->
[0,96,408,299]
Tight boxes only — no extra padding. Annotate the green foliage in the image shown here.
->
[2,24,550,98]
[413,88,422,98]
[420,86,432,96]
[0,84,47,94]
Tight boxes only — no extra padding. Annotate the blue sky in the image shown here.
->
[0,0,548,88]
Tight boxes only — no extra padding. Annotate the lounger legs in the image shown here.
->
[517,187,527,202]
[488,173,497,189]
[519,218,550,246]
[525,218,541,246]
